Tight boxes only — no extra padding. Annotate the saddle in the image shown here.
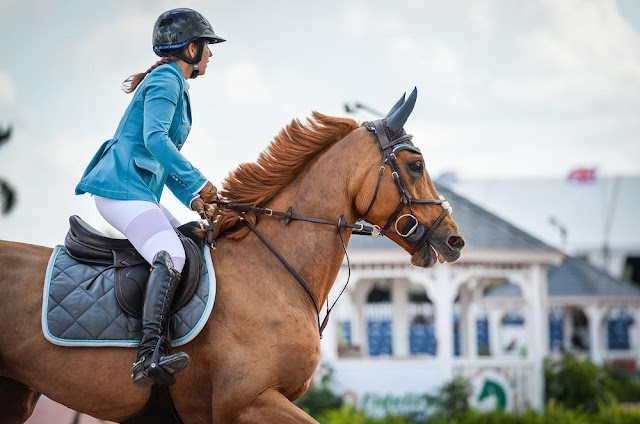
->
[64,215,204,318]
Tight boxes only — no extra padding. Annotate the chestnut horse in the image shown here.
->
[0,103,463,422]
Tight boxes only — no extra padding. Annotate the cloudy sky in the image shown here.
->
[1,0,640,245]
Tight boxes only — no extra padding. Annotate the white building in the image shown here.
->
[448,176,640,282]
[320,184,640,412]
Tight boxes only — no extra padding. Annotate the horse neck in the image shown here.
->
[257,134,366,309]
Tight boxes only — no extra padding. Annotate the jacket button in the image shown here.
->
[177,144,183,151]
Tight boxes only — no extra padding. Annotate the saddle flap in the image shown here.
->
[114,229,205,318]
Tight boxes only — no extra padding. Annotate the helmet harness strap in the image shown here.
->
[175,39,206,79]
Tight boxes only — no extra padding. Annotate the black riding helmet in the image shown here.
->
[153,8,225,78]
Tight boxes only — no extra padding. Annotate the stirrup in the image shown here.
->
[131,337,190,387]
[158,351,190,374]
[132,358,176,387]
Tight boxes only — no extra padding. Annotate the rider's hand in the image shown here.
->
[199,181,218,203]
[190,197,215,219]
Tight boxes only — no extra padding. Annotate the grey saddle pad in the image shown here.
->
[42,245,216,347]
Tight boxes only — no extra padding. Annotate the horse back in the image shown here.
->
[0,240,52,295]
[0,241,52,360]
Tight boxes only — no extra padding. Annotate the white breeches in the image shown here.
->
[94,196,185,272]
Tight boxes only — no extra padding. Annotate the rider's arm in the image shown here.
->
[166,174,203,209]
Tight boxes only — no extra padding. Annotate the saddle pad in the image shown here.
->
[41,245,216,348]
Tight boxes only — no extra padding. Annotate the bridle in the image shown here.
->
[360,119,452,255]
[206,119,452,336]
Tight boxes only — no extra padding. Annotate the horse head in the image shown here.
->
[353,88,465,268]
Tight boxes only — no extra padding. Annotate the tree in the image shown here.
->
[425,376,473,420]
[544,355,615,413]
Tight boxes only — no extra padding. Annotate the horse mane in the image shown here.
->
[213,111,359,240]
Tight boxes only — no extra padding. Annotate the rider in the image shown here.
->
[75,8,224,387]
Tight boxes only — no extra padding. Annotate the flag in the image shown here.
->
[567,168,596,184]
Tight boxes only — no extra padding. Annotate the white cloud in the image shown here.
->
[398,38,485,112]
[495,0,640,114]
[215,62,271,105]
[76,13,156,71]
[0,70,16,105]
[466,1,498,32]
[340,0,407,36]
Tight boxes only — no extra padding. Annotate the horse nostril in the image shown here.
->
[447,235,465,250]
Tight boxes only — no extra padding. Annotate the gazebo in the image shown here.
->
[318,184,640,410]
[547,257,640,365]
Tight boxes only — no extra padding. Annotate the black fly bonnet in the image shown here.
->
[360,88,452,255]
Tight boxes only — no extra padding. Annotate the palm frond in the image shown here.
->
[0,179,16,214]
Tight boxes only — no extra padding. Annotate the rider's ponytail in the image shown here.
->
[121,57,173,94]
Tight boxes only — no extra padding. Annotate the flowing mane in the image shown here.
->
[213,111,359,240]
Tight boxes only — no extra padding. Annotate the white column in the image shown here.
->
[458,291,468,356]
[392,278,409,357]
[350,280,371,357]
[488,308,502,356]
[585,305,605,365]
[563,308,573,352]
[460,284,477,358]
[522,265,549,412]
[348,291,361,349]
[434,267,456,381]
[322,316,339,360]
[528,265,549,360]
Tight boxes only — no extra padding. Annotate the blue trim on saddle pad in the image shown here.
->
[41,245,216,348]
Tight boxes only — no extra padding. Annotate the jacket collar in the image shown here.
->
[168,61,191,103]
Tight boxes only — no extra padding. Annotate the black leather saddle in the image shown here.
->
[64,215,205,319]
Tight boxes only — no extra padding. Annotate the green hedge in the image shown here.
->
[544,355,614,412]
[298,358,640,423]
[607,366,640,403]
[316,402,640,424]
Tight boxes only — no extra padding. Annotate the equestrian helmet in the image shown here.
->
[153,8,225,58]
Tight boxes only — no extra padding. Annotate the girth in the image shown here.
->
[64,215,204,318]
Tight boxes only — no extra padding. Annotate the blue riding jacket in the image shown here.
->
[75,61,207,208]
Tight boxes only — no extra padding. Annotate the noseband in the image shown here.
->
[361,119,452,255]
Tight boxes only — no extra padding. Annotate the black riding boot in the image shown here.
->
[132,251,190,387]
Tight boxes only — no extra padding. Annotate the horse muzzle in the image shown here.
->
[397,216,464,267]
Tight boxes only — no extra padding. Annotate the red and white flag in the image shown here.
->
[567,168,597,184]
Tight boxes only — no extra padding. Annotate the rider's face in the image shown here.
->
[186,42,212,77]
[197,45,212,76]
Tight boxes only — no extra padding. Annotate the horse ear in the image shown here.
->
[386,87,417,133]
[385,93,406,118]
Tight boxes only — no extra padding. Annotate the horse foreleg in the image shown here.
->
[235,390,319,424]
[0,377,41,423]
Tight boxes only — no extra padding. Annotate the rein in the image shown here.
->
[203,119,451,338]
[204,201,362,337]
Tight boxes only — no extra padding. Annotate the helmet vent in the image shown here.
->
[159,18,173,27]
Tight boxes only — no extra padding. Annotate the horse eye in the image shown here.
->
[408,161,423,174]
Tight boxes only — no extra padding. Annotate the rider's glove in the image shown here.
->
[199,181,218,203]
[190,197,215,219]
